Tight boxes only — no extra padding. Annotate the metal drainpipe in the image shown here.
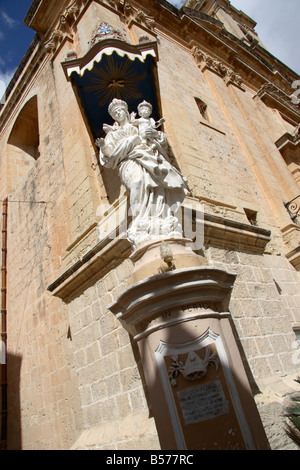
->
[0,198,8,450]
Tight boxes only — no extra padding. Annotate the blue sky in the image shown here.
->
[0,1,34,86]
[0,0,299,98]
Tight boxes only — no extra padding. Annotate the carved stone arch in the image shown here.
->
[6,95,40,192]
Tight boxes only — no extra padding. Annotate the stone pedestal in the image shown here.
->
[109,239,270,450]
[128,237,207,285]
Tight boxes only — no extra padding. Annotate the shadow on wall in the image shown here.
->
[227,315,261,396]
[6,352,22,450]
[6,95,40,194]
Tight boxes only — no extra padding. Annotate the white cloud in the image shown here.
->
[0,68,15,87]
[224,0,300,74]
[0,68,15,103]
[167,0,300,75]
[0,11,19,28]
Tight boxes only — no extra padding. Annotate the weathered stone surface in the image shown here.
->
[0,0,299,451]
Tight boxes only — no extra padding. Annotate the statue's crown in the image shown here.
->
[108,98,128,117]
[137,100,152,112]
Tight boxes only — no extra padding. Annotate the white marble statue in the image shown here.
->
[130,100,165,149]
[96,98,188,248]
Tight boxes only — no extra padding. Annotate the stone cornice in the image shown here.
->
[0,36,45,133]
[181,6,223,30]
[275,126,300,153]
[220,29,298,87]
[203,212,271,254]
[24,0,86,34]
[281,222,300,270]
[183,0,257,31]
[155,0,299,93]
[254,83,300,126]
[286,245,300,271]
[108,265,237,337]
[191,43,244,89]
[47,232,132,303]
[48,199,271,302]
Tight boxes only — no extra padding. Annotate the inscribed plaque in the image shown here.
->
[177,380,229,425]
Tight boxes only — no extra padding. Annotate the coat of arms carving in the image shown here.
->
[168,346,219,386]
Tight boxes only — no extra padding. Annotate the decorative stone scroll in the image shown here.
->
[44,30,64,53]
[256,83,300,114]
[45,0,156,54]
[44,0,87,53]
[191,45,243,88]
[103,0,156,31]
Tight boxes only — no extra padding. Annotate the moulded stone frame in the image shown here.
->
[155,328,256,450]
[61,38,159,80]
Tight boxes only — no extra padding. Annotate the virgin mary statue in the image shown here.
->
[97,98,188,248]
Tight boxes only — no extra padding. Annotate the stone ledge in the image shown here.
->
[108,265,236,337]
[286,245,300,271]
[48,234,131,302]
[199,119,226,134]
[275,131,300,152]
[254,83,300,126]
[203,212,271,253]
[47,204,271,302]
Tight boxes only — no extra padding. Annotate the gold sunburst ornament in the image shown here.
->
[85,54,147,107]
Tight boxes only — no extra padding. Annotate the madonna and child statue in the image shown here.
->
[96,98,188,249]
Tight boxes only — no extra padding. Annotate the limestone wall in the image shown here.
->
[206,246,300,449]
[156,33,297,234]
[0,0,299,450]
[2,55,84,449]
[67,261,160,450]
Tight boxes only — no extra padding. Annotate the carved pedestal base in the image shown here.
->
[128,237,207,285]
[109,262,270,450]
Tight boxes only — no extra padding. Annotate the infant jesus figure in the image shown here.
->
[131,100,165,151]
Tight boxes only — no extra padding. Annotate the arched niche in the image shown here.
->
[62,39,161,204]
[6,95,40,192]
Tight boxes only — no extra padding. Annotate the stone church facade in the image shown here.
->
[0,0,300,450]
